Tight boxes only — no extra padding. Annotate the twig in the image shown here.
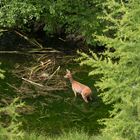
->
[0,29,8,32]
[58,37,66,42]
[47,66,60,82]
[22,77,44,87]
[0,50,60,54]
[6,83,21,92]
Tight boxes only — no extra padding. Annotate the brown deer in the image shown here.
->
[64,69,92,103]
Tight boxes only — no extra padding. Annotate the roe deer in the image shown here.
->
[64,69,92,103]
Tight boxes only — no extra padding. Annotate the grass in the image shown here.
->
[22,130,126,140]
[23,130,91,140]
[0,57,112,140]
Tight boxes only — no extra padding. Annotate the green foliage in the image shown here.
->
[0,98,24,140]
[43,0,104,41]
[0,0,105,44]
[79,0,140,140]
[0,0,41,29]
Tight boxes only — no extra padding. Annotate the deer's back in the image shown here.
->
[72,80,91,95]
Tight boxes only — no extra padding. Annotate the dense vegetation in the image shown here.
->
[0,0,140,140]
[79,0,140,139]
[0,0,104,45]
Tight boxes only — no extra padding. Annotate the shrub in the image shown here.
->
[0,98,24,140]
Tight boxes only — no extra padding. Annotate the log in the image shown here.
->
[0,49,61,54]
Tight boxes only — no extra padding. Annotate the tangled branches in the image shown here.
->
[11,53,73,99]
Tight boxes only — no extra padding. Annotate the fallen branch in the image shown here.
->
[14,30,43,48]
[22,77,44,87]
[47,66,60,82]
[0,29,8,32]
[0,50,60,54]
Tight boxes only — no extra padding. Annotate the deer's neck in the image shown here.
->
[69,77,74,83]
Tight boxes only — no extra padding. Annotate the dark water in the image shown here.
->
[0,52,111,136]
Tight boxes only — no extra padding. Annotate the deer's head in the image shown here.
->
[64,69,72,79]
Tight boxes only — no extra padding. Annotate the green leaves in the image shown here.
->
[0,0,41,28]
[0,0,105,45]
[0,98,24,140]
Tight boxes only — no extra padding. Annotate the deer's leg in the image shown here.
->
[72,90,77,102]
[81,93,88,103]
[73,90,77,97]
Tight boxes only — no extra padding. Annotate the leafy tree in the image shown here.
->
[79,0,140,140]
[0,0,41,30]
[0,0,105,45]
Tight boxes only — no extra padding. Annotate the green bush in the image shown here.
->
[0,0,41,28]
[0,98,24,140]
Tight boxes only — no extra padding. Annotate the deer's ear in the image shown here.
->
[66,69,70,73]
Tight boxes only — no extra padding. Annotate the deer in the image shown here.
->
[64,69,92,103]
